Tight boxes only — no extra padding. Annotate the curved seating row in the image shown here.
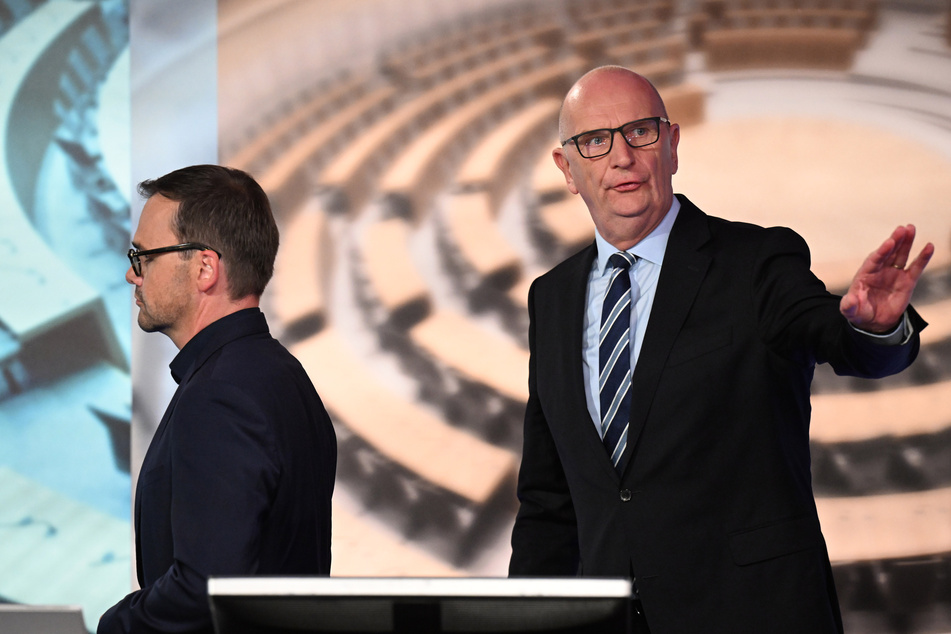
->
[267,197,330,343]
[455,97,561,210]
[607,33,686,86]
[352,214,528,450]
[331,501,461,576]
[820,487,951,567]
[527,136,595,267]
[436,192,521,297]
[705,26,862,71]
[533,195,595,265]
[0,1,126,394]
[812,424,951,496]
[811,379,951,444]
[379,52,583,222]
[225,71,366,177]
[410,311,529,407]
[292,329,518,561]
[226,0,704,223]
[569,19,665,61]
[329,49,585,220]
[257,82,399,216]
[439,99,558,305]
[382,10,563,90]
[824,488,951,621]
[566,0,674,24]
[691,0,879,71]
[353,217,431,331]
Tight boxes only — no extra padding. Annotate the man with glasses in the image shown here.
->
[509,66,933,633]
[99,165,336,634]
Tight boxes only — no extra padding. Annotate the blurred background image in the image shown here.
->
[2,1,950,632]
[0,0,131,631]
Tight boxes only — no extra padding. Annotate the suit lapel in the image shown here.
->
[617,197,712,476]
[544,244,615,463]
[559,245,597,425]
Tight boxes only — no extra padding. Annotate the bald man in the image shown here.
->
[509,66,933,633]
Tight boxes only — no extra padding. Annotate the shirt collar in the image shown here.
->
[594,196,681,274]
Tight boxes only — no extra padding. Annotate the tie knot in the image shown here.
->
[609,251,637,271]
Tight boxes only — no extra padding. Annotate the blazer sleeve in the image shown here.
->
[509,280,582,576]
[98,382,279,634]
[752,226,924,378]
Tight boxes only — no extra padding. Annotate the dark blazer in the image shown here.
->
[510,196,924,633]
[99,308,336,634]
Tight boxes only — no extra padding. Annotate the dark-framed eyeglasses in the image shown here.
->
[127,243,220,277]
[562,116,671,159]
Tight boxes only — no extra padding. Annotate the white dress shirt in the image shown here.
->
[582,198,681,433]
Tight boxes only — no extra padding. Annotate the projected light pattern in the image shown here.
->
[0,0,132,630]
[218,1,951,632]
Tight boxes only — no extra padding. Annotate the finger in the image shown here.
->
[867,235,898,271]
[887,225,916,268]
[905,242,935,281]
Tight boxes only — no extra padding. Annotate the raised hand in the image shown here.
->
[839,225,934,333]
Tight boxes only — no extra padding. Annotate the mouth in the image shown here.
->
[611,179,643,192]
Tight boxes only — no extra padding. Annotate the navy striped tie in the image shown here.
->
[600,251,637,472]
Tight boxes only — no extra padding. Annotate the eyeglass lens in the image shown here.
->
[575,119,661,158]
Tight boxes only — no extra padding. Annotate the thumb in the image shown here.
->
[839,293,858,319]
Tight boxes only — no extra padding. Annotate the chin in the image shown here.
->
[137,313,164,334]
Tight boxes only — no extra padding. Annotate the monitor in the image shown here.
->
[208,576,634,633]
[0,604,86,634]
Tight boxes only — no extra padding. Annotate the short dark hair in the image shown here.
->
[137,165,279,299]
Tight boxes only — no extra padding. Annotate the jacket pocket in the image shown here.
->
[729,515,820,566]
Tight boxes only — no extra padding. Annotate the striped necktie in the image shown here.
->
[599,251,637,472]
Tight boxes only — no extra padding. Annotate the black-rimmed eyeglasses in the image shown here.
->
[127,243,221,277]
[562,116,671,159]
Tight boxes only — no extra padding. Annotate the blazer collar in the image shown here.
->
[546,244,605,456]
[169,308,268,385]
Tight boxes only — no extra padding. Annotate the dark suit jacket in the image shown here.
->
[509,196,924,633]
[99,308,336,634]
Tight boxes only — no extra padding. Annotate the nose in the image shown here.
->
[126,265,141,285]
[609,130,635,167]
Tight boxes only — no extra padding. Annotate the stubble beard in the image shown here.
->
[134,262,190,335]
[136,298,175,335]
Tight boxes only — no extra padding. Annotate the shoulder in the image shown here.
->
[183,333,318,420]
[533,243,595,290]
[675,196,810,257]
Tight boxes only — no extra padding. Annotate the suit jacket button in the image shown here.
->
[619,489,632,502]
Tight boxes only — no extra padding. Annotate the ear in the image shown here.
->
[195,249,220,293]
[553,147,579,195]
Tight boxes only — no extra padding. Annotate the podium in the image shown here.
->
[208,577,635,633]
